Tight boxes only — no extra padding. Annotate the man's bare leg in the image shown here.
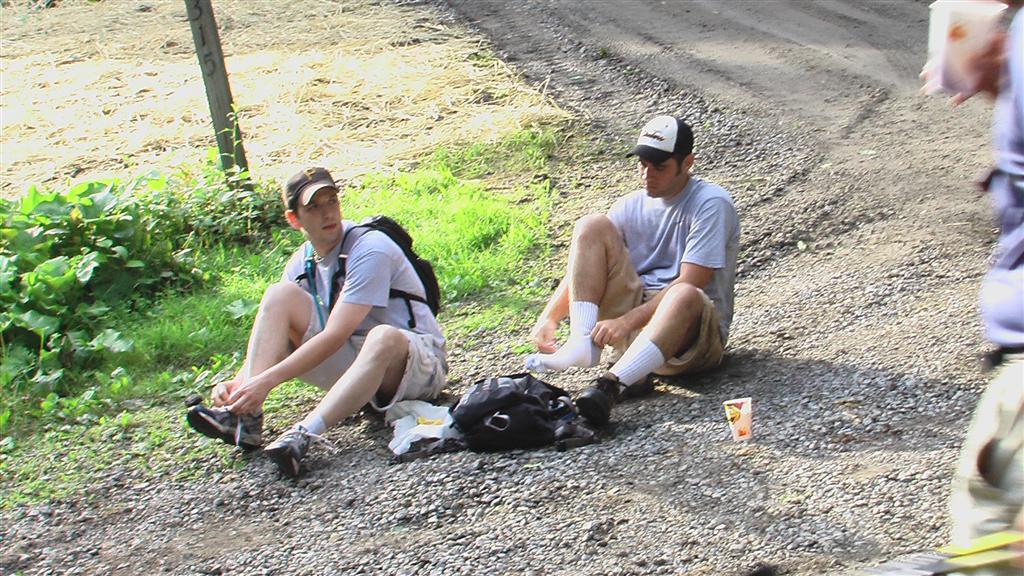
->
[231,282,313,411]
[525,214,622,372]
[577,283,704,426]
[296,325,408,432]
[265,325,409,477]
[188,282,314,449]
[608,283,703,386]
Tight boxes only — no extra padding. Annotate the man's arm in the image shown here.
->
[226,301,371,414]
[529,277,569,353]
[590,263,713,348]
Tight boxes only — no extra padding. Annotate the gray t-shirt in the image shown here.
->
[607,176,740,343]
[282,221,445,352]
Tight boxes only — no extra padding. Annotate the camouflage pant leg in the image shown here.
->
[949,353,1024,576]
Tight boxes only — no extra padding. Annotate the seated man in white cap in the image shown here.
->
[187,167,447,477]
[524,115,739,426]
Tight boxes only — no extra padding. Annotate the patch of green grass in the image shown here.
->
[0,380,322,506]
[1,127,566,506]
[110,237,293,379]
[344,133,556,301]
[432,128,560,179]
[444,290,544,336]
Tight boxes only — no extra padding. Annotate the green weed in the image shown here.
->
[1,127,565,504]
[345,160,553,300]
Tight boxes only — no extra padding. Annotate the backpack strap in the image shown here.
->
[294,242,327,329]
[338,223,426,329]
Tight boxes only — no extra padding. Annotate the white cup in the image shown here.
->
[924,0,1007,95]
[723,397,753,442]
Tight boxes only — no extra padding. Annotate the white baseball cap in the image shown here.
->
[627,115,694,164]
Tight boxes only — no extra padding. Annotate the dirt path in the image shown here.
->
[2,1,1009,575]
[438,0,997,383]
[439,0,1003,567]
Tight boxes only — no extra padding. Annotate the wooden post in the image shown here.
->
[184,0,250,181]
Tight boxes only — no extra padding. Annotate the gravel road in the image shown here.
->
[1,1,1006,575]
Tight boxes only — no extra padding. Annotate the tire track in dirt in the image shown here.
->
[436,1,1001,572]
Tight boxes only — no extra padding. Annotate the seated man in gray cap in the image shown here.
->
[525,115,739,426]
[187,167,447,477]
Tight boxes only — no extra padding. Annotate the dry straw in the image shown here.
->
[0,0,568,198]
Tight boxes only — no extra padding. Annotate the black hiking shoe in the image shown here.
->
[186,405,263,450]
[621,374,655,399]
[576,373,623,427]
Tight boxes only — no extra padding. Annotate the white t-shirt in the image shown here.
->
[608,177,740,343]
[282,221,445,353]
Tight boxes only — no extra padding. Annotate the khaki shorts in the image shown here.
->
[597,238,725,376]
[298,294,447,411]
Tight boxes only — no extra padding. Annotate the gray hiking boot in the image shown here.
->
[186,405,263,450]
[264,426,337,478]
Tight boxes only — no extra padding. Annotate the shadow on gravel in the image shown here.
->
[637,346,971,459]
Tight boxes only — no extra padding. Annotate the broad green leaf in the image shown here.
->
[15,310,60,337]
[88,188,118,214]
[35,256,69,278]
[32,369,64,390]
[18,185,51,214]
[90,329,133,353]
[0,255,15,293]
[75,252,102,283]
[76,302,111,318]
[226,298,259,320]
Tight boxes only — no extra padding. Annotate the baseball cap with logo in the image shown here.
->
[283,167,339,211]
[627,115,694,165]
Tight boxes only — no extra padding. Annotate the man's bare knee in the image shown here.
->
[261,282,306,306]
[258,282,311,333]
[573,214,617,243]
[657,283,704,321]
[360,325,409,364]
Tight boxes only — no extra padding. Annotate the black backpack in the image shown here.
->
[450,373,576,452]
[293,215,440,330]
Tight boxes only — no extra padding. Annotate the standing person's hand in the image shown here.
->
[529,318,560,353]
[951,30,1007,106]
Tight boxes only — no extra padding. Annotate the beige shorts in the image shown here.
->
[298,295,447,411]
[597,238,725,376]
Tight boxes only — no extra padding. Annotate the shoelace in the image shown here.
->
[304,430,340,454]
[234,418,245,447]
[233,413,260,447]
[288,426,340,454]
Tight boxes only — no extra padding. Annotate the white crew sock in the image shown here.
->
[524,301,601,373]
[609,339,666,387]
[297,413,326,436]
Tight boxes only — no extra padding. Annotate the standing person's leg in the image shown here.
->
[187,282,314,448]
[526,214,640,372]
[949,353,1024,573]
